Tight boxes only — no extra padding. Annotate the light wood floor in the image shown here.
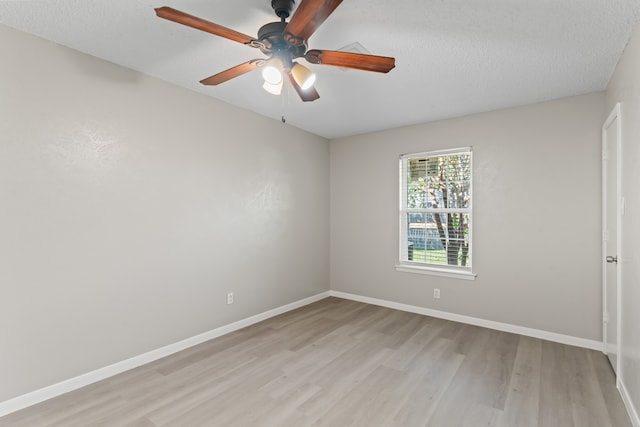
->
[0,297,631,427]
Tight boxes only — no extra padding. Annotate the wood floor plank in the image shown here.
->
[538,340,576,427]
[382,320,443,371]
[310,365,409,427]
[462,403,502,427]
[497,336,542,427]
[475,330,520,410]
[564,345,618,427]
[424,326,498,426]
[0,297,631,427]
[587,350,633,427]
[147,350,296,426]
[296,337,394,420]
[258,321,366,402]
[393,338,466,426]
[252,383,322,427]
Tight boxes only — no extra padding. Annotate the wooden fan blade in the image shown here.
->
[155,7,258,46]
[305,49,395,73]
[284,0,343,46]
[287,71,320,102]
[200,60,264,86]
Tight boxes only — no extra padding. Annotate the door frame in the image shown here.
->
[601,102,622,381]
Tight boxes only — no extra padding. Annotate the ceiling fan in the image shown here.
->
[155,0,395,102]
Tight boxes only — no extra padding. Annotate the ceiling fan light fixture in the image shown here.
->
[263,79,283,95]
[261,58,283,85]
[291,63,316,90]
[155,3,395,103]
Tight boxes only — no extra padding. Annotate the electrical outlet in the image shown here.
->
[227,292,234,305]
[433,288,440,299]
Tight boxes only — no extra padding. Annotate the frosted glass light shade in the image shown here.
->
[261,59,283,85]
[291,63,316,90]
[263,79,283,95]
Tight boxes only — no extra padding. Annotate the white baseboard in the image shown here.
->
[0,291,331,418]
[619,378,640,427]
[329,290,602,350]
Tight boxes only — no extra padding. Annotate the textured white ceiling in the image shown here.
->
[1,0,639,139]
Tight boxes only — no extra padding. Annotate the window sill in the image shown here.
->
[395,264,476,281]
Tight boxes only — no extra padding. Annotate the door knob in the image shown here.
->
[606,256,618,263]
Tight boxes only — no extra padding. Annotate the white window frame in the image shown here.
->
[396,147,476,280]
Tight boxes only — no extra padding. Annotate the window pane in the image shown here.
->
[406,212,471,267]
[407,158,427,208]
[401,149,472,272]
[425,154,472,209]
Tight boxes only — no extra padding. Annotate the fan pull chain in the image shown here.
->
[281,78,287,124]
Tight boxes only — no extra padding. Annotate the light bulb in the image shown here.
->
[261,59,283,85]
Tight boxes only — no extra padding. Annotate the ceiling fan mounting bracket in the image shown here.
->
[271,0,295,19]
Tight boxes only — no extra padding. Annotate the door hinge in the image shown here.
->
[603,312,609,323]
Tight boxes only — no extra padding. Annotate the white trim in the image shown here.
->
[405,207,472,214]
[395,264,476,280]
[606,103,638,427]
[329,291,601,350]
[616,102,623,381]
[0,291,331,417]
[601,117,607,356]
[619,378,640,427]
[400,146,473,159]
[601,102,623,375]
[399,157,408,261]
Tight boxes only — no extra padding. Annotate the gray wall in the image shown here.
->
[606,22,640,423]
[330,92,605,341]
[0,24,329,402]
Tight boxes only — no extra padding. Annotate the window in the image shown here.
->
[397,148,475,279]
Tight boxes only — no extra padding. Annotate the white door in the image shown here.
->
[602,103,621,374]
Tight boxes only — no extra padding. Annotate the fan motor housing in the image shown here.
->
[257,21,306,59]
